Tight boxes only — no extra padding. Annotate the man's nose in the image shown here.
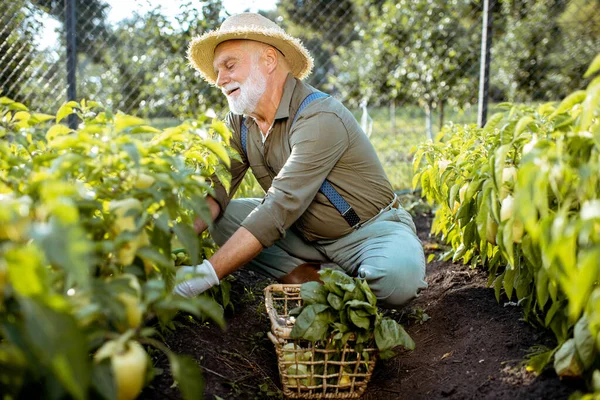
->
[216,70,229,88]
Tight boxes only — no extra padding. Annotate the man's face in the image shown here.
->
[213,40,267,115]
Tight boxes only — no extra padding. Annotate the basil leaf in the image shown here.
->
[327,293,343,310]
[349,309,371,330]
[360,280,377,306]
[319,269,355,294]
[375,318,415,352]
[303,310,333,342]
[290,304,330,339]
[343,284,366,303]
[300,281,328,305]
[345,300,377,315]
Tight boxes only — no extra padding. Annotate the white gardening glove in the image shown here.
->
[173,259,219,298]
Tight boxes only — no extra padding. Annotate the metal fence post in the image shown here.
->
[65,0,77,128]
[477,0,494,128]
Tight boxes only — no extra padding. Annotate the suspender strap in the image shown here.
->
[240,92,361,228]
[319,180,361,227]
[241,118,248,157]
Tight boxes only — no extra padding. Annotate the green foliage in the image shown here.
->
[89,1,226,118]
[276,0,364,91]
[327,0,479,117]
[492,0,600,102]
[0,1,48,105]
[413,56,600,390]
[0,96,235,399]
[30,0,112,62]
[290,269,414,359]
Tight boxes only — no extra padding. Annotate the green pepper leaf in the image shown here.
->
[169,354,204,400]
[573,316,596,369]
[554,339,584,378]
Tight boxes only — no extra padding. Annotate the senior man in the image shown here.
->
[174,13,427,308]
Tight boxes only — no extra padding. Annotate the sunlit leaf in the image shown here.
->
[130,125,161,134]
[114,114,145,133]
[583,53,600,78]
[514,116,534,137]
[8,102,28,111]
[580,76,600,131]
[6,244,48,297]
[211,119,231,145]
[200,139,230,168]
[46,124,72,141]
[549,91,586,119]
[56,104,74,123]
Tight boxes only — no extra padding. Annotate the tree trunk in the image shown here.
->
[390,99,396,135]
[439,100,445,132]
[425,102,433,141]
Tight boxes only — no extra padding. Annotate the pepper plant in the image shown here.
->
[0,97,235,399]
[412,54,600,394]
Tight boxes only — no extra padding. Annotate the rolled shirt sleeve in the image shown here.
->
[241,111,349,247]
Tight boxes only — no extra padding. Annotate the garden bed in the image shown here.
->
[141,212,583,400]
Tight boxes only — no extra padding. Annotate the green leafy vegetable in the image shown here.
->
[289,269,414,358]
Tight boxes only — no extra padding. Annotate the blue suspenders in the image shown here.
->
[240,92,361,228]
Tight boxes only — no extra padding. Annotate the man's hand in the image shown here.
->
[172,227,263,298]
[173,259,220,298]
[194,196,222,235]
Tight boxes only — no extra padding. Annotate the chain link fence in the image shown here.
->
[1,0,599,186]
[2,0,598,117]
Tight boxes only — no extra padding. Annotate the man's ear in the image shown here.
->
[264,47,278,74]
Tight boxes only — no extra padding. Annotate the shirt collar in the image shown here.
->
[274,73,297,120]
[242,73,297,127]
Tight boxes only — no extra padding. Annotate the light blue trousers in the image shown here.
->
[209,198,427,308]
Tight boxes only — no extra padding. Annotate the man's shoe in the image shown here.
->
[278,262,322,284]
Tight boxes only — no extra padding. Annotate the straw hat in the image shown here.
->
[188,13,313,85]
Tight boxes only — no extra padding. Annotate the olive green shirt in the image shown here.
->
[211,73,395,247]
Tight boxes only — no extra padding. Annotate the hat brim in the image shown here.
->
[188,26,313,85]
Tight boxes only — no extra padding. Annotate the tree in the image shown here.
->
[79,1,227,118]
[30,0,112,63]
[331,0,480,139]
[490,0,599,102]
[0,1,43,104]
[277,0,367,90]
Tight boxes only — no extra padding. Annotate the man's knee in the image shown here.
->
[358,252,427,308]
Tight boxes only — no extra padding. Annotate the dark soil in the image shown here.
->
[141,213,584,400]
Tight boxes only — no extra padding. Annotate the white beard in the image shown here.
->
[222,62,267,115]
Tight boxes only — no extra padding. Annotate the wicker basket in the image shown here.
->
[265,284,377,399]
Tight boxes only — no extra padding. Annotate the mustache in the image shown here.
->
[221,83,240,96]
